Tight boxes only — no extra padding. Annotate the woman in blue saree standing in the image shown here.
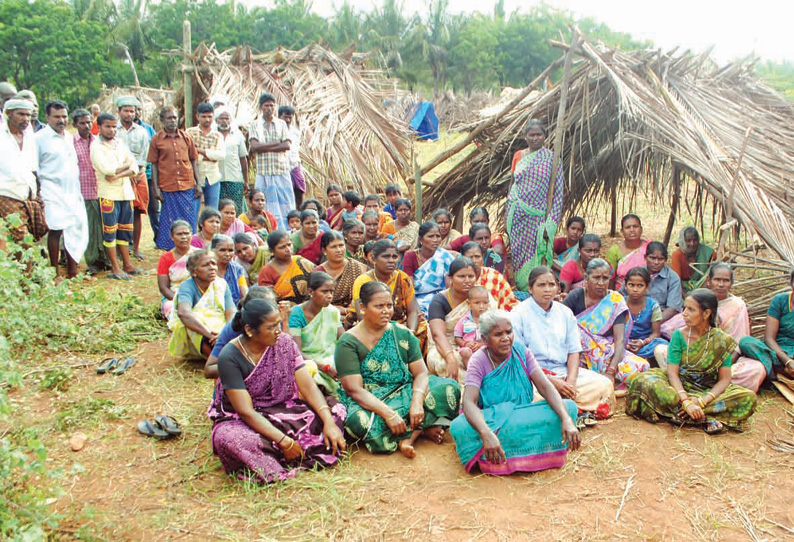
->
[451,310,580,475]
[336,281,461,457]
[508,119,564,291]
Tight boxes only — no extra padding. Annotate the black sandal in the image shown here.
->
[703,420,725,435]
[137,419,171,440]
[96,357,118,374]
[112,357,136,375]
[155,415,182,437]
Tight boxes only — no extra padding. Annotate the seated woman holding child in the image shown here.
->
[460,241,517,311]
[208,299,346,483]
[626,289,757,434]
[450,310,580,475]
[562,258,649,391]
[336,281,460,457]
[510,267,615,420]
[239,189,278,233]
[258,230,316,304]
[168,249,236,359]
[427,257,496,384]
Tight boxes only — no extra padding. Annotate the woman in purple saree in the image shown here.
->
[208,299,346,483]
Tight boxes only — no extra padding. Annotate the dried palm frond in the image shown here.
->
[424,28,794,267]
[178,43,411,197]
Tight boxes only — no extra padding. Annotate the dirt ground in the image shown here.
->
[8,139,794,541]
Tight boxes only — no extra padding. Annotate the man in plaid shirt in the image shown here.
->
[72,108,110,273]
[186,102,225,210]
[249,93,292,229]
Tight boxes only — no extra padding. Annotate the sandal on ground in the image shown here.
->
[576,415,587,430]
[703,420,725,435]
[96,357,118,374]
[579,412,598,427]
[125,268,143,276]
[108,272,132,281]
[137,419,172,440]
[112,357,136,375]
[154,414,182,436]
[133,252,146,261]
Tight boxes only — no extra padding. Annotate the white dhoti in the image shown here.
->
[41,186,89,263]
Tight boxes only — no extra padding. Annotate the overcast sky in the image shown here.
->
[290,0,791,64]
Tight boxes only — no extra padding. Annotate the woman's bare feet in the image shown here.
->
[422,426,445,444]
[398,439,417,459]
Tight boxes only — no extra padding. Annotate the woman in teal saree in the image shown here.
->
[335,281,460,457]
[451,310,580,475]
[739,269,794,381]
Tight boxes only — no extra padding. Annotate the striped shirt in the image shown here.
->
[186,126,224,184]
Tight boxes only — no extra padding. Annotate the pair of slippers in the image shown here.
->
[576,412,598,430]
[137,415,182,440]
[96,357,136,375]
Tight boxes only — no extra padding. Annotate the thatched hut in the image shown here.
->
[180,43,411,198]
[422,31,794,269]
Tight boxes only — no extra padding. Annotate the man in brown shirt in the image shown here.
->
[147,106,200,250]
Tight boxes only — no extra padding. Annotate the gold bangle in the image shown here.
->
[318,405,331,413]
[412,387,427,395]
[388,412,400,420]
[286,438,295,451]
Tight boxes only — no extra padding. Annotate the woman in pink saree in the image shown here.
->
[605,214,650,291]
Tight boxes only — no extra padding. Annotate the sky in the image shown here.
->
[292,0,792,64]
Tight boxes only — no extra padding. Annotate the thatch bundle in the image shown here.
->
[423,30,794,266]
[184,43,411,197]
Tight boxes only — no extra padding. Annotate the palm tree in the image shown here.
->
[413,0,451,96]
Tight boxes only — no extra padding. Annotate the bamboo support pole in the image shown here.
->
[716,126,752,259]
[663,167,680,246]
[182,20,193,128]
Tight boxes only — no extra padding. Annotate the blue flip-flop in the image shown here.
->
[137,419,171,440]
[96,357,118,374]
[112,357,136,375]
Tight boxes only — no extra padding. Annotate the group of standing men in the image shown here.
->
[0,85,304,280]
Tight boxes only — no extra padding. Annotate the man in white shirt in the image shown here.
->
[278,105,304,206]
[0,98,47,250]
[186,102,225,210]
[215,106,249,214]
[36,100,89,279]
[117,95,151,260]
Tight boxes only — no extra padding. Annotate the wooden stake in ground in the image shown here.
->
[542,31,580,266]
[182,20,193,128]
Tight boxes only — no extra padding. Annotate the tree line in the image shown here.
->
[1,0,791,108]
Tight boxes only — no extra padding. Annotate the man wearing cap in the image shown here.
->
[117,95,150,260]
[249,92,292,229]
[0,82,17,112]
[186,102,224,210]
[17,90,44,132]
[72,108,111,273]
[215,106,248,214]
[36,100,89,279]
[91,112,140,280]
[147,105,200,250]
[0,98,47,248]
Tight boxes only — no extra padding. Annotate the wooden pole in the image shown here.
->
[716,127,753,260]
[182,20,193,128]
[663,166,680,246]
[414,157,423,223]
[541,32,579,265]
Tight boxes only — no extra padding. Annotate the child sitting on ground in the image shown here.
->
[287,209,302,233]
[454,286,490,368]
[624,266,668,364]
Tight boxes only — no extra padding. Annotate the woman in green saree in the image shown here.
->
[738,269,794,381]
[289,272,344,395]
[626,289,757,434]
[335,281,461,457]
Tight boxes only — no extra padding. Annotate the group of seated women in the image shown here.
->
[156,190,785,484]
